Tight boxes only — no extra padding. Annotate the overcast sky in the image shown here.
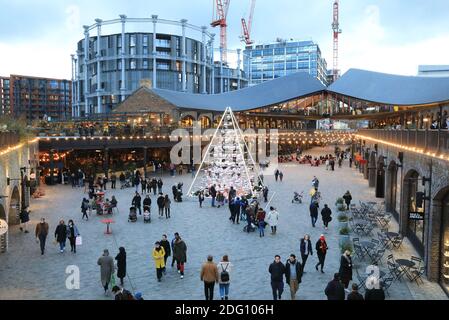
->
[1,0,448,79]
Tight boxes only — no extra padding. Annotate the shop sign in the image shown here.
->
[408,211,424,221]
[0,219,8,235]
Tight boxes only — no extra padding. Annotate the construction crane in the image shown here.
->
[332,0,342,82]
[211,0,231,64]
[241,0,256,45]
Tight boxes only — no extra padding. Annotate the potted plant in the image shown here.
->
[340,242,354,255]
[337,214,349,229]
[339,226,351,246]
[335,197,346,211]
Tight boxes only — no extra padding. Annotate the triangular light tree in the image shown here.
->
[187,107,263,197]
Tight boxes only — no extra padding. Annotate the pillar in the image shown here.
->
[103,148,109,178]
[399,178,411,236]
[119,14,127,101]
[49,150,55,185]
[95,18,103,114]
[427,199,442,281]
[181,19,188,92]
[237,49,241,90]
[152,15,158,89]
[210,34,215,94]
[368,165,376,188]
[83,25,90,115]
[143,147,148,178]
[201,26,207,94]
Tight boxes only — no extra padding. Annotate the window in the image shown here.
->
[156,61,170,70]
[130,34,136,47]
[143,46,149,55]
[117,60,122,70]
[263,49,273,56]
[130,59,137,70]
[143,35,149,46]
[274,48,285,55]
[142,59,149,69]
[130,47,136,55]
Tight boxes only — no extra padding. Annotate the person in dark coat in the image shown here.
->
[54,220,68,253]
[151,178,158,195]
[19,207,30,233]
[347,283,364,300]
[157,193,165,217]
[300,234,313,271]
[343,191,352,210]
[132,192,142,215]
[339,250,353,289]
[309,201,319,227]
[198,191,205,208]
[364,277,386,300]
[143,195,151,212]
[320,204,332,230]
[160,234,171,274]
[263,186,269,202]
[284,254,303,300]
[157,178,163,194]
[141,178,147,194]
[210,185,217,207]
[268,255,285,300]
[324,273,345,300]
[173,233,187,279]
[315,235,328,273]
[115,247,127,286]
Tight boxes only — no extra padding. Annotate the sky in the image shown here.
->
[1,0,449,79]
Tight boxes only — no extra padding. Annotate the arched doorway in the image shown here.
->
[9,186,20,226]
[402,169,425,255]
[386,161,399,219]
[180,115,195,128]
[199,116,211,129]
[375,156,386,198]
[0,204,6,253]
[368,151,377,187]
[432,187,449,293]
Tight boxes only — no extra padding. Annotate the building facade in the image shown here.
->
[418,65,449,77]
[243,39,328,86]
[0,75,71,122]
[213,62,248,94]
[72,16,216,117]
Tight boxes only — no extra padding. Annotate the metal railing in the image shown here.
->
[357,129,449,155]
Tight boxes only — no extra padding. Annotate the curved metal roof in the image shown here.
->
[152,71,326,111]
[328,68,449,106]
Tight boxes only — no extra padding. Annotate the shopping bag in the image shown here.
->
[110,274,116,287]
[76,236,82,246]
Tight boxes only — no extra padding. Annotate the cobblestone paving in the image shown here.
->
[0,146,447,300]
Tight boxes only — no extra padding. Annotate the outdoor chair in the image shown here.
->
[391,235,404,249]
[370,248,386,266]
[353,244,367,261]
[409,256,425,285]
[377,232,392,250]
[352,237,360,245]
[381,277,395,297]
[355,268,368,292]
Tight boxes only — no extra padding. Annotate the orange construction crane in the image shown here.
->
[211,0,230,64]
[241,0,256,45]
[332,0,342,82]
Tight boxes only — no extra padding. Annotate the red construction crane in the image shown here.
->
[241,0,256,45]
[332,0,342,82]
[211,0,231,64]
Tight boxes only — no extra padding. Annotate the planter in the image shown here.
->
[338,221,349,229]
[337,204,346,211]
[339,234,351,247]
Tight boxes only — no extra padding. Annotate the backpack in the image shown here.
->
[220,263,230,282]
[121,289,135,300]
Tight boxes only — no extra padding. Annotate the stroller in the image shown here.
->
[172,183,183,202]
[128,206,137,222]
[143,206,151,223]
[292,191,303,204]
[121,179,132,189]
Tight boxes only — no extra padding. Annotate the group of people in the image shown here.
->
[35,218,80,255]
[308,176,332,230]
[131,192,172,219]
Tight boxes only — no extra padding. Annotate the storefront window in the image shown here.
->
[441,193,449,292]
[407,172,425,253]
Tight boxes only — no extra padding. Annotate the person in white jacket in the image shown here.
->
[266,206,279,235]
[217,255,232,300]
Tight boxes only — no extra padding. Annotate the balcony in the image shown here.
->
[357,129,449,156]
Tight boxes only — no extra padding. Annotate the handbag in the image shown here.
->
[76,236,82,246]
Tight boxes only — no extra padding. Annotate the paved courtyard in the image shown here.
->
[0,146,447,300]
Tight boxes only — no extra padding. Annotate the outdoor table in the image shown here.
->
[101,219,115,235]
[395,259,415,280]
[386,232,399,240]
[366,269,386,279]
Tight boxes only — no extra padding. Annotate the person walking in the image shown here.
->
[134,175,140,193]
[152,242,166,282]
[312,176,319,189]
[315,235,328,273]
[157,193,165,218]
[198,191,205,208]
[141,178,147,195]
[103,175,108,191]
[274,169,279,182]
[160,234,171,274]
[110,172,117,189]
[285,254,303,300]
[343,191,352,210]
[347,283,364,300]
[279,171,284,182]
[263,186,269,202]
[157,178,163,194]
[210,185,217,207]
[309,201,319,227]
[173,233,187,279]
[349,156,353,168]
[81,198,89,220]
[300,234,313,271]
[115,247,127,286]
[54,220,68,253]
[143,194,151,212]
[164,194,171,219]
[266,206,279,235]
[324,273,345,300]
[217,255,232,300]
[200,255,219,300]
[256,208,266,237]
[67,220,80,254]
[321,204,332,230]
[132,192,142,215]
[268,255,285,300]
[151,178,158,196]
[339,250,353,290]
[97,249,115,296]
[35,218,49,255]
[19,207,30,233]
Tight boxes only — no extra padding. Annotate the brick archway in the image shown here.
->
[368,151,377,187]
[8,186,20,226]
[0,204,6,253]
[385,161,399,217]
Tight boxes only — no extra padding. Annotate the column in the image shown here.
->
[201,26,207,94]
[83,25,90,116]
[95,19,102,114]
[71,54,75,118]
[143,147,148,178]
[49,149,55,186]
[76,57,81,117]
[103,148,109,178]
[237,49,241,89]
[152,15,158,89]
[219,47,224,93]
[119,15,127,101]
[210,34,215,94]
[181,19,188,92]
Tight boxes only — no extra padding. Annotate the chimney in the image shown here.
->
[140,79,152,89]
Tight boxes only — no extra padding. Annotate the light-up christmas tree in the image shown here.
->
[187,107,263,198]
